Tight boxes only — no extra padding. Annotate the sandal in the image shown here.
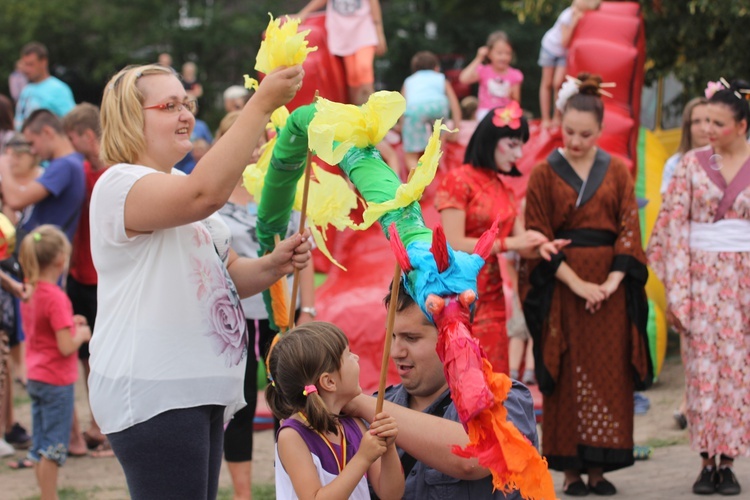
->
[633,445,652,460]
[83,430,106,450]
[589,478,617,496]
[90,440,115,458]
[7,458,34,470]
[563,479,589,496]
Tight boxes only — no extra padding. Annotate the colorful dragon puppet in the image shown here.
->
[248,15,554,499]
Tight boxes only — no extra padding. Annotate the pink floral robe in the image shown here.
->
[647,147,750,458]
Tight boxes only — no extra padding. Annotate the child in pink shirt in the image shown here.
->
[459,31,523,120]
[12,225,91,497]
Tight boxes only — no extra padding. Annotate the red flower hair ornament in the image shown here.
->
[492,101,523,130]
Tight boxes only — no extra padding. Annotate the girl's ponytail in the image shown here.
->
[265,322,349,435]
[18,225,70,286]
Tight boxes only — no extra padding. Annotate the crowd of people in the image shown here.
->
[0,0,748,498]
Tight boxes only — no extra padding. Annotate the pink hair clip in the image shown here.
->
[492,101,523,129]
[303,384,318,396]
[705,80,725,99]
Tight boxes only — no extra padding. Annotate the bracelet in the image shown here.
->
[500,237,508,253]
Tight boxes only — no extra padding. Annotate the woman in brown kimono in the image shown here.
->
[522,73,652,496]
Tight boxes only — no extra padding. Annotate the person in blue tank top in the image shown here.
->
[401,51,462,172]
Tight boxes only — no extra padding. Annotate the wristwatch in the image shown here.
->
[300,306,317,318]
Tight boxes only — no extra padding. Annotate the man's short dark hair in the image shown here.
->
[22,109,64,135]
[383,280,417,312]
[21,42,48,60]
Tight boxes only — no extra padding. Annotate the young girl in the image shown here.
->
[459,31,523,121]
[12,225,91,497]
[266,322,404,500]
[538,0,601,129]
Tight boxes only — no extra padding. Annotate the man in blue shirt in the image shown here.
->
[348,285,538,499]
[14,42,75,130]
[1,109,85,242]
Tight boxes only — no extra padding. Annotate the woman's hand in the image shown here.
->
[1,278,28,300]
[296,310,315,325]
[369,412,398,448]
[598,271,625,300]
[253,66,305,114]
[667,309,686,334]
[537,239,570,261]
[269,229,312,276]
[511,229,549,254]
[570,279,606,313]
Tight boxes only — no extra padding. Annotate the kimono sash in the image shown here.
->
[690,220,750,251]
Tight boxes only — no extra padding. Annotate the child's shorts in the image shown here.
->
[26,380,75,466]
[538,46,567,68]
[343,46,376,88]
[402,100,449,153]
[507,299,531,341]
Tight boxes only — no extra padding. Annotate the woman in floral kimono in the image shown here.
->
[522,73,652,496]
[648,80,750,496]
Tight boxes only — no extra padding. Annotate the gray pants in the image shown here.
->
[108,405,225,500]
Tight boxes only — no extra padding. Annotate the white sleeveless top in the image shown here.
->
[88,164,247,434]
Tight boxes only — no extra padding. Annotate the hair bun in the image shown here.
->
[731,79,750,96]
[576,72,603,97]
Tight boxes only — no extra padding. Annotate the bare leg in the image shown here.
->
[524,339,535,370]
[227,460,253,500]
[4,365,14,433]
[563,469,583,488]
[80,358,104,440]
[349,83,374,106]
[508,338,525,377]
[404,152,421,173]
[551,66,567,128]
[37,457,60,500]
[539,66,555,128]
[69,409,86,456]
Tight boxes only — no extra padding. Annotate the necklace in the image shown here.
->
[298,412,347,472]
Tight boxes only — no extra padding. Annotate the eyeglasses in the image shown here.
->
[143,99,197,114]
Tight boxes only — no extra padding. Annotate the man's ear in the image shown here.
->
[318,372,336,392]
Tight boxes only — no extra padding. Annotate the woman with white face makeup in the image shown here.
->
[649,79,750,496]
[523,73,651,496]
[435,104,558,376]
[89,63,311,499]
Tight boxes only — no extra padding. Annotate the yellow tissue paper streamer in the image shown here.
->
[308,91,405,165]
[304,163,360,270]
[244,14,317,90]
[359,120,453,229]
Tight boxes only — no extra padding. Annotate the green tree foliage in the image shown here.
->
[378,0,548,114]
[500,0,750,97]
[0,0,272,126]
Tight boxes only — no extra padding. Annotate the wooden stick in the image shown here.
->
[288,92,319,329]
[376,262,402,413]
[287,148,313,329]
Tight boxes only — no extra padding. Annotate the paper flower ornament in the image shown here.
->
[308,91,406,165]
[244,14,317,90]
[359,119,452,229]
[492,101,523,130]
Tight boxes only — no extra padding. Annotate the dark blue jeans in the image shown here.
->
[107,405,225,500]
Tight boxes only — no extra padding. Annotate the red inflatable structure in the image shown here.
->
[270,3,645,398]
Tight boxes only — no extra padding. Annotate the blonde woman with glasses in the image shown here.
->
[88,63,310,499]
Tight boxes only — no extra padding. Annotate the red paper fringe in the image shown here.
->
[453,359,556,500]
